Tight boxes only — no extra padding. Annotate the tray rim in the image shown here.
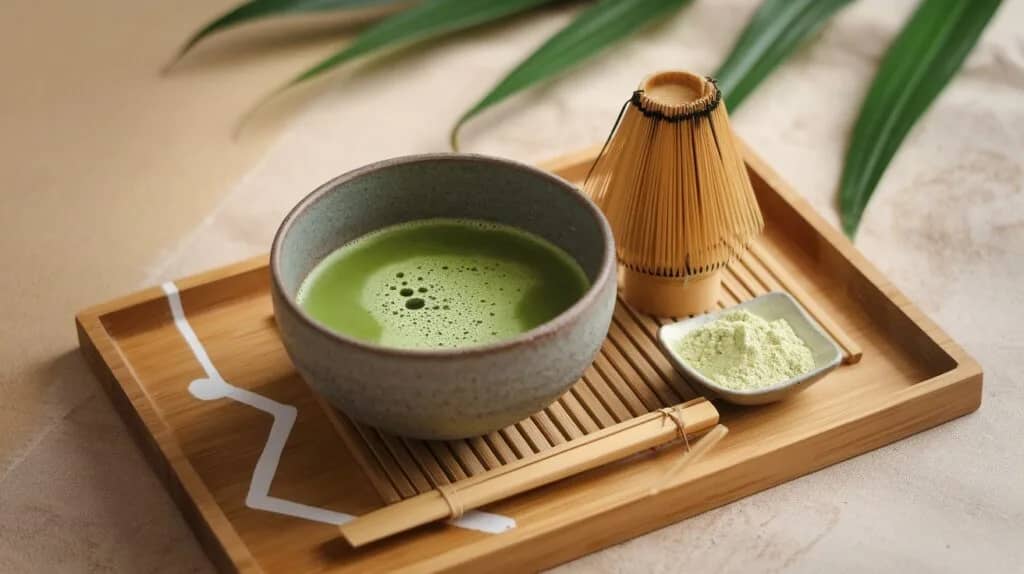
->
[76,261,267,573]
[76,141,982,573]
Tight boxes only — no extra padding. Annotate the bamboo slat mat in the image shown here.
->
[324,246,861,503]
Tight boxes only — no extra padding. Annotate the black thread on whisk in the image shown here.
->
[583,77,722,187]
[583,94,636,187]
[632,77,722,122]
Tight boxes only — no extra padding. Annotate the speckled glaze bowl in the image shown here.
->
[271,154,616,440]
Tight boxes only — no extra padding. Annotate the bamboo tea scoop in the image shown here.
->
[339,398,721,547]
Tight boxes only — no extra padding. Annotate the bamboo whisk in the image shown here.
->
[585,71,764,316]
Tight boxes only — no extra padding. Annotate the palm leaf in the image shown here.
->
[285,0,560,88]
[173,0,406,64]
[839,0,1002,236]
[450,0,692,149]
[714,0,854,110]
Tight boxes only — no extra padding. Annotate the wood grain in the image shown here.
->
[75,142,981,573]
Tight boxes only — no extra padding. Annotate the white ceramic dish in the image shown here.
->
[657,291,842,405]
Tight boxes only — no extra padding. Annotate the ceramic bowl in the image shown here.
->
[271,154,617,440]
[657,291,842,405]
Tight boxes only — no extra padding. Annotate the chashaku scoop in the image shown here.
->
[585,71,764,317]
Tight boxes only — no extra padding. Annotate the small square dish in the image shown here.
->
[657,291,842,405]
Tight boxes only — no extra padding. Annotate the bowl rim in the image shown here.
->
[270,152,617,359]
[656,291,842,398]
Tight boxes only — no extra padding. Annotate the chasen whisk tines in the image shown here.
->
[585,71,764,317]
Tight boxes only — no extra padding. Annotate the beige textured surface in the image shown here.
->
[2,0,1022,571]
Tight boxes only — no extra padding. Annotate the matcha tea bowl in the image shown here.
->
[271,154,617,440]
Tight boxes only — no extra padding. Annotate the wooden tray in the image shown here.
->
[76,142,981,573]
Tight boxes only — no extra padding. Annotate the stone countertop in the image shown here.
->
[2,0,1021,571]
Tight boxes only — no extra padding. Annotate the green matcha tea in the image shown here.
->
[297,218,590,349]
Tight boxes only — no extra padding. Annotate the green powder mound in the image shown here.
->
[676,309,814,391]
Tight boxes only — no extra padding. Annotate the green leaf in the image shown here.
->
[839,0,1002,237]
[450,0,692,150]
[174,0,405,64]
[285,0,559,87]
[714,0,854,110]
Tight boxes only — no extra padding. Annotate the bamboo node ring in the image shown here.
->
[437,484,465,520]
[659,407,691,453]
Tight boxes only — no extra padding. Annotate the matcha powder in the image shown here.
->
[677,309,814,391]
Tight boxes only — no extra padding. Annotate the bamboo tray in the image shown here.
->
[76,141,981,573]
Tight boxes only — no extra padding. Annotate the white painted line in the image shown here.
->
[162,282,515,534]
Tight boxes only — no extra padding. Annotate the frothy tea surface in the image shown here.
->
[297,219,590,349]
